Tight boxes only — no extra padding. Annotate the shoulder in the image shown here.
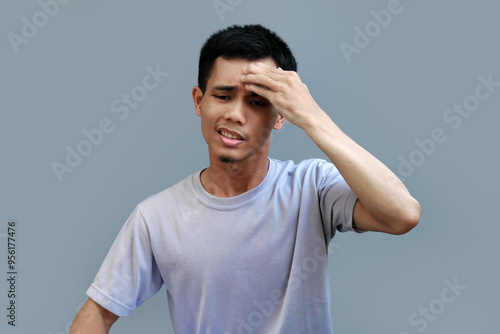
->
[271,158,339,180]
[135,171,200,215]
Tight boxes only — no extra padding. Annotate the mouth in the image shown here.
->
[217,127,245,147]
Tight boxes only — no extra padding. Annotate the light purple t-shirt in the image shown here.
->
[87,158,360,333]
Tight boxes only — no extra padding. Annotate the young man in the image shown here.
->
[70,24,420,333]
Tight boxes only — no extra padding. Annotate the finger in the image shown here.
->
[240,73,279,91]
[244,83,272,100]
[243,63,286,79]
[256,63,288,77]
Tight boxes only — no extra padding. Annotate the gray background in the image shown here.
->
[1,0,499,333]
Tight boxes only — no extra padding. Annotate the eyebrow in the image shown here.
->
[213,85,237,92]
[212,85,261,97]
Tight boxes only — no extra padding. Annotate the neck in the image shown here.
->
[201,154,270,198]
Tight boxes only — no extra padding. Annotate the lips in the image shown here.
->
[217,127,245,147]
[217,128,244,140]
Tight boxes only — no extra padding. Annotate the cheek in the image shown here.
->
[249,114,275,144]
[260,110,279,129]
[200,116,213,139]
[255,127,272,146]
[198,109,212,137]
[200,100,224,120]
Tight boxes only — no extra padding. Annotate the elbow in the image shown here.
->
[392,200,421,235]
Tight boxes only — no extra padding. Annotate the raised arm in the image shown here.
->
[70,298,119,334]
[241,62,421,234]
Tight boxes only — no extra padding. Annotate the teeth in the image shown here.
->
[221,131,241,140]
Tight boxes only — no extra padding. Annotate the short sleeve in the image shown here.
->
[316,160,364,239]
[86,206,163,317]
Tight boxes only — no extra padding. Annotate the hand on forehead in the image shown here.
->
[243,61,280,73]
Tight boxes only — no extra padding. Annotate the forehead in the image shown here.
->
[207,57,276,88]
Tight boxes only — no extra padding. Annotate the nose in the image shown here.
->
[224,98,247,125]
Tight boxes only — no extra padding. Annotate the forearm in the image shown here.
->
[70,304,113,334]
[239,62,419,230]
[301,110,420,226]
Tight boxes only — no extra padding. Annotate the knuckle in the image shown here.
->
[284,76,293,84]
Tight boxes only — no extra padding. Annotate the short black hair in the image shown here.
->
[197,24,297,93]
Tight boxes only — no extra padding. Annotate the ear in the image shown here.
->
[192,86,203,116]
[272,113,286,130]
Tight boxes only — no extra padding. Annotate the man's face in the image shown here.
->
[192,57,285,164]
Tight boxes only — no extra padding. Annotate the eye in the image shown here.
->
[214,95,230,100]
[250,100,268,107]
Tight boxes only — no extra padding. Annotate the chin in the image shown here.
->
[218,155,237,164]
